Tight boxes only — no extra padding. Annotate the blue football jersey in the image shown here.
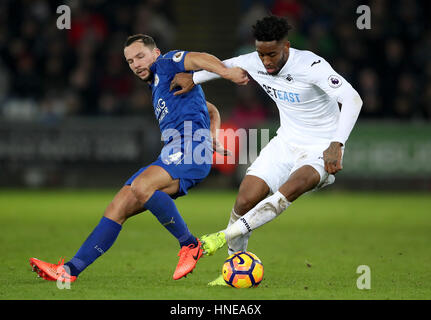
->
[148,50,210,136]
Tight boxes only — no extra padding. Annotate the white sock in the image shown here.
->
[225,208,252,255]
[224,191,291,242]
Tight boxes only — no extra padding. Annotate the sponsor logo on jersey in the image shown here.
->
[311,59,321,67]
[286,74,293,81]
[262,84,300,103]
[328,75,342,88]
[155,98,169,122]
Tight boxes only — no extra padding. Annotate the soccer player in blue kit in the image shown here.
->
[29,34,249,282]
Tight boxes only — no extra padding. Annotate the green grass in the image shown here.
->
[0,189,430,300]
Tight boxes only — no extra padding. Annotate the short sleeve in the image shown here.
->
[153,50,189,75]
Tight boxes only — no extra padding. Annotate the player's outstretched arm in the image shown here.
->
[170,55,244,95]
[183,52,249,86]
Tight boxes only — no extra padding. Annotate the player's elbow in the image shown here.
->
[353,90,363,110]
[206,101,215,113]
[340,87,363,113]
[352,91,363,118]
[206,101,219,117]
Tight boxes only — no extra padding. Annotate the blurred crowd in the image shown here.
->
[231,0,431,127]
[0,0,176,122]
[0,0,430,124]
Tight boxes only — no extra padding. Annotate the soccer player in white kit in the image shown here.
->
[170,16,363,285]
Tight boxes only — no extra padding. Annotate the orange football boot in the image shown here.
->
[173,239,203,280]
[29,257,77,283]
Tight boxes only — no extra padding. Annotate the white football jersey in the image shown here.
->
[221,48,356,146]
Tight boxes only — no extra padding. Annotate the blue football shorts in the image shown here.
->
[124,130,212,199]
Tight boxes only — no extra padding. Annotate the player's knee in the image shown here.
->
[283,176,316,202]
[234,194,258,216]
[130,180,154,204]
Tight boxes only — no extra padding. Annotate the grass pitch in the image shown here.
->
[0,189,430,300]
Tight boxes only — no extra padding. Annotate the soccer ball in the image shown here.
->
[222,251,264,288]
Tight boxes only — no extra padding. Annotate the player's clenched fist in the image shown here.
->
[224,67,249,86]
[323,142,343,174]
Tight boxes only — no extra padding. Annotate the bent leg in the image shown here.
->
[278,165,320,202]
[224,165,320,242]
[104,185,147,225]
[64,186,143,277]
[130,165,197,248]
[234,175,270,216]
[130,165,180,204]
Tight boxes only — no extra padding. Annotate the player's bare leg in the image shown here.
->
[225,165,320,240]
[202,165,321,256]
[104,186,149,225]
[105,166,184,225]
[30,166,202,282]
[234,175,270,215]
[130,165,203,280]
[130,165,180,205]
[278,165,320,201]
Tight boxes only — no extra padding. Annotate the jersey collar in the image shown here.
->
[148,55,163,86]
[150,54,162,73]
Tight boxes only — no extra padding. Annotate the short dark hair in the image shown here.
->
[252,16,292,42]
[124,34,157,49]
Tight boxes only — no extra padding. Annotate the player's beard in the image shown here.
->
[267,51,289,76]
[138,69,153,82]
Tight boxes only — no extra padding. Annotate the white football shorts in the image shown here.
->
[246,135,340,193]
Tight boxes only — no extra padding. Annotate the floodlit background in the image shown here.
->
[0,0,430,190]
